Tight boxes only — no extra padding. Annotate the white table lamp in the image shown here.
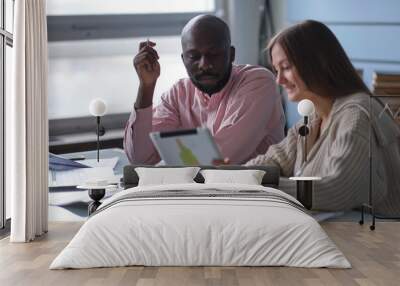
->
[297,99,315,162]
[89,98,107,162]
[297,99,315,117]
[293,99,316,209]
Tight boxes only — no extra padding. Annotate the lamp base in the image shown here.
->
[296,181,313,210]
[88,188,106,215]
[289,177,321,210]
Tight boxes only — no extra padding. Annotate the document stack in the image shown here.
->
[49,153,119,187]
[48,153,120,207]
[372,71,400,124]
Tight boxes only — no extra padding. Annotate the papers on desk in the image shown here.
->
[48,149,127,216]
[50,190,90,205]
[48,155,120,187]
[78,157,119,169]
[49,167,120,187]
[49,205,87,221]
[48,151,123,211]
[49,187,121,206]
[49,153,89,171]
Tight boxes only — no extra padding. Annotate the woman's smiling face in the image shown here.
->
[271,43,309,102]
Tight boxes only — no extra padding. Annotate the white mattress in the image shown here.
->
[50,183,350,269]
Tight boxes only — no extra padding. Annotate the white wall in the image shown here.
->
[223,0,288,65]
[270,0,288,32]
[225,0,263,65]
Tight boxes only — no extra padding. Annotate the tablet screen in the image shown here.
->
[150,127,222,165]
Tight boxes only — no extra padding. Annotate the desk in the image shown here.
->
[49,148,129,221]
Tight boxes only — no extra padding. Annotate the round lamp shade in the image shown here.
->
[297,99,315,117]
[89,98,107,117]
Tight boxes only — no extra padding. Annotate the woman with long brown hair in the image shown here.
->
[246,20,400,215]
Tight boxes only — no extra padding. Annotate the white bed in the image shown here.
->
[50,183,350,269]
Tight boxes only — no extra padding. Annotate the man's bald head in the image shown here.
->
[180,15,235,95]
[181,14,231,48]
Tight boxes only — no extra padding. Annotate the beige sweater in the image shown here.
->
[247,93,400,215]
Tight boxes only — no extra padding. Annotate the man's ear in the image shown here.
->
[230,46,235,63]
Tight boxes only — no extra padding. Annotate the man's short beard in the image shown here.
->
[191,64,232,95]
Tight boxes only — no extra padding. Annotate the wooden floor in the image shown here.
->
[0,222,399,286]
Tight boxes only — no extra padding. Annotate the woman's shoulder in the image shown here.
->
[333,92,370,112]
[333,103,370,135]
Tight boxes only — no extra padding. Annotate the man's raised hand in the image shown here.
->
[133,40,160,86]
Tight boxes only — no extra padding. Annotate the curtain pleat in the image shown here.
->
[9,0,27,242]
[40,0,49,237]
[9,0,48,242]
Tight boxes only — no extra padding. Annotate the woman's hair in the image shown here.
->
[267,20,371,97]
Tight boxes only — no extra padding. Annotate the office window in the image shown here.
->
[47,0,215,15]
[49,36,187,119]
[1,0,14,230]
[47,1,220,121]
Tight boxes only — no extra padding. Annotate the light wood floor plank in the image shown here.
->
[0,222,399,286]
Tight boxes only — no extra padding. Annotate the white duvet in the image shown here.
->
[50,183,350,269]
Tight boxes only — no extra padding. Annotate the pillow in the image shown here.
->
[135,167,200,186]
[200,169,266,185]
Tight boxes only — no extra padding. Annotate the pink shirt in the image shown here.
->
[124,64,285,164]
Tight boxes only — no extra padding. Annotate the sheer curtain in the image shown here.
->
[7,0,48,242]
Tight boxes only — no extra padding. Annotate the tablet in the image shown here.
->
[150,127,222,165]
